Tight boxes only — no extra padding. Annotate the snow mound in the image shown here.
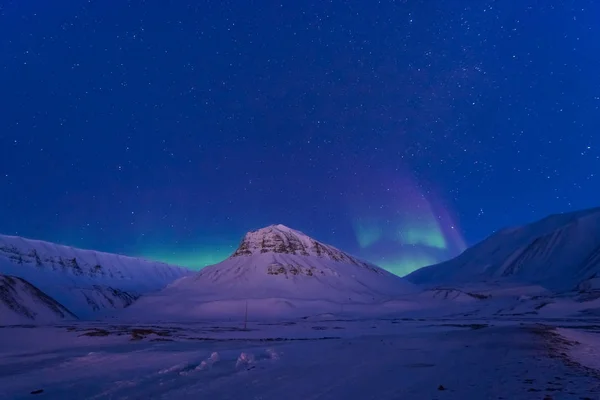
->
[235,352,255,369]
[196,352,221,371]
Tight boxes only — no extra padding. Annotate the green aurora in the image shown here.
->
[395,216,447,250]
[375,254,441,277]
[352,218,383,248]
[351,183,466,275]
[139,247,233,270]
[133,188,465,276]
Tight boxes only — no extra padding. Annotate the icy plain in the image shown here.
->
[1,315,600,399]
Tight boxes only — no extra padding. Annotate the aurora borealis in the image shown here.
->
[349,170,467,276]
[1,2,599,275]
[140,247,235,270]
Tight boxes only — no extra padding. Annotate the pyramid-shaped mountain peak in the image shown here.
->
[231,224,368,267]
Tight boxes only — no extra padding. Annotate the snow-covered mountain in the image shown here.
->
[0,234,192,318]
[406,207,600,291]
[125,224,417,320]
[0,274,76,325]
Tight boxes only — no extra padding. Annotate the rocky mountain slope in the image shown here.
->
[0,234,191,318]
[232,224,379,269]
[0,274,76,325]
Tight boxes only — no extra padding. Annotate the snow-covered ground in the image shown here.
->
[1,317,600,399]
[553,327,600,372]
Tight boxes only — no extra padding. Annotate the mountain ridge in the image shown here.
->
[231,224,379,270]
[406,206,600,290]
[0,274,77,324]
[0,233,192,318]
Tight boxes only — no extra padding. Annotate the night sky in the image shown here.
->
[1,1,599,276]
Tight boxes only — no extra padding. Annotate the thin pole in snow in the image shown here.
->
[243,301,248,330]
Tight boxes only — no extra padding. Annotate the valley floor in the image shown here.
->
[1,318,600,399]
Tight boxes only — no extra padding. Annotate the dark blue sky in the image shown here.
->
[1,1,599,275]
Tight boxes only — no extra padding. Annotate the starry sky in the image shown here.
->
[1,1,599,276]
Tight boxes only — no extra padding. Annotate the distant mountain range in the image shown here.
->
[2,207,600,324]
[0,234,191,323]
